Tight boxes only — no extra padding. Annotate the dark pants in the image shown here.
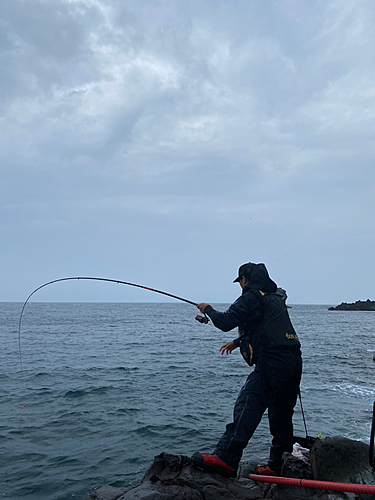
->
[214,349,302,473]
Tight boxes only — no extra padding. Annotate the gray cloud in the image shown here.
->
[1,0,374,304]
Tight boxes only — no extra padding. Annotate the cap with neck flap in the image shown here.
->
[233,262,277,293]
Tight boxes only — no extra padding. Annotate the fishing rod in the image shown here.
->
[18,276,210,373]
[17,276,313,447]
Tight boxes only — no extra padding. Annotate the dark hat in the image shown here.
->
[233,263,256,282]
[233,262,278,293]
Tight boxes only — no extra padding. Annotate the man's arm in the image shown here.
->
[197,292,262,332]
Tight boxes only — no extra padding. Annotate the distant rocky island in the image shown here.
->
[328,299,375,311]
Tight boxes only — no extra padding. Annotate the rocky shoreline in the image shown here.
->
[328,299,375,311]
[83,436,375,500]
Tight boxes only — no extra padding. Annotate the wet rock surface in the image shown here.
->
[311,436,370,483]
[83,436,375,500]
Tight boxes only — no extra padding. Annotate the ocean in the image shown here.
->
[1,302,375,500]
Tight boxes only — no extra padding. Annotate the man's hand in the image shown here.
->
[220,341,237,355]
[197,303,210,314]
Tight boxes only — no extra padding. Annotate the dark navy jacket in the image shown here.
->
[204,268,300,366]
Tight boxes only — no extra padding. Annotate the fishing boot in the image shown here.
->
[191,452,237,478]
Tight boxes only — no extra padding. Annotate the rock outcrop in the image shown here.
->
[328,300,375,311]
[83,436,375,500]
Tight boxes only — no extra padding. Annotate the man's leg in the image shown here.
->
[214,367,268,470]
[267,354,302,473]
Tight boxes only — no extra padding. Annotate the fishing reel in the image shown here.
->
[195,314,210,324]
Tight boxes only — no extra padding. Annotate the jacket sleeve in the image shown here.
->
[204,292,263,332]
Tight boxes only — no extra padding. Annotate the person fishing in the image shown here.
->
[191,262,302,478]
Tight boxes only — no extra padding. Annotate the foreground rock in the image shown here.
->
[83,436,375,500]
[328,300,375,311]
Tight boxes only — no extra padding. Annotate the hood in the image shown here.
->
[243,263,277,293]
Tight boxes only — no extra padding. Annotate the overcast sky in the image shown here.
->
[1,0,374,305]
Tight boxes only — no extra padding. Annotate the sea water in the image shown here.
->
[1,302,375,500]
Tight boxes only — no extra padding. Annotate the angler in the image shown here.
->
[192,262,302,478]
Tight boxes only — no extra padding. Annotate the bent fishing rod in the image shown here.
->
[18,276,210,372]
[17,276,313,443]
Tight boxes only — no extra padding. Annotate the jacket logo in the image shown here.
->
[285,332,298,340]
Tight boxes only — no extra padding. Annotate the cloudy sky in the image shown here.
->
[1,0,374,305]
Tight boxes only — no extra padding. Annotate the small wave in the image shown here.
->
[135,425,173,437]
[198,411,220,418]
[331,383,375,398]
[8,452,48,463]
[90,386,113,395]
[114,366,139,371]
[64,389,86,398]
[63,386,113,398]
[9,429,26,436]
[134,423,194,438]
[57,410,84,418]
[97,456,114,466]
[0,434,12,445]
[86,366,104,372]
[177,413,200,423]
[41,419,67,429]
[48,455,83,467]
[164,365,185,371]
[35,387,53,394]
[117,407,141,414]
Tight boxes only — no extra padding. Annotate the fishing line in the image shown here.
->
[298,390,309,438]
[18,276,209,382]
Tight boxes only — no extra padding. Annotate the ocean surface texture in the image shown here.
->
[1,302,375,500]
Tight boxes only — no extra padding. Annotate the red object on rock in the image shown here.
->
[256,465,279,476]
[249,474,375,494]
